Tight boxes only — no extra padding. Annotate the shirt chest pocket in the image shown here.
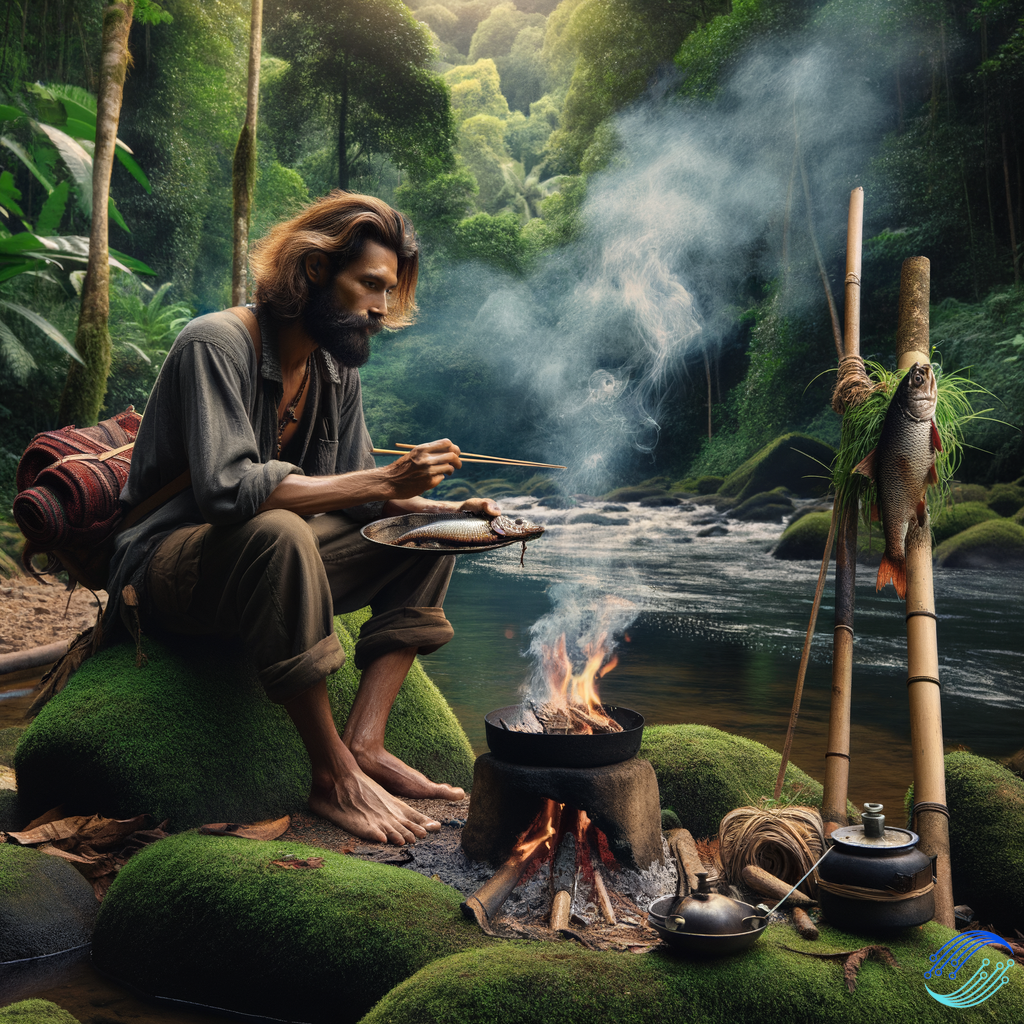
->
[313,437,338,476]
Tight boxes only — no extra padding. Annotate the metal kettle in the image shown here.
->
[665,872,763,935]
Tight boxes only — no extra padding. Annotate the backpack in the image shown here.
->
[12,407,189,592]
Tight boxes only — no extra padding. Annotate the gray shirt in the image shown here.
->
[108,307,383,629]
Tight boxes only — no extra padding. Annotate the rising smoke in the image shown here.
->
[454,40,888,494]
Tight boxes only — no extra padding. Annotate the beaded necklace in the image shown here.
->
[276,354,312,458]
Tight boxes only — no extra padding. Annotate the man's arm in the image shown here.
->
[258,439,499,517]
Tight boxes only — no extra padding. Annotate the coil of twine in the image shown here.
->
[719,804,825,898]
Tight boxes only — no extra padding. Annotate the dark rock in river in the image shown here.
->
[601,486,669,502]
[910,752,1024,932]
[601,504,629,512]
[639,495,681,507]
[719,432,834,504]
[92,833,487,1024]
[933,519,1024,569]
[773,510,882,563]
[569,513,630,526]
[0,844,98,964]
[729,489,796,522]
[697,524,729,537]
[14,611,473,828]
[538,494,578,509]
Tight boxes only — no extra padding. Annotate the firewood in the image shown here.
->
[792,906,819,940]
[550,889,572,930]
[665,828,704,894]
[741,863,812,905]
[592,866,617,925]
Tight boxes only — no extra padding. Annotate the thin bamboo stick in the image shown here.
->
[371,448,566,469]
[895,256,955,930]
[394,443,566,470]
[821,188,864,835]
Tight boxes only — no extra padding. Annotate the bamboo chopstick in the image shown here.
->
[393,442,566,470]
[371,447,566,469]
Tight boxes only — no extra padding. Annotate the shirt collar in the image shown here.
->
[253,305,342,385]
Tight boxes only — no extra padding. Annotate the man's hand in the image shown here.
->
[382,438,462,499]
[458,497,501,518]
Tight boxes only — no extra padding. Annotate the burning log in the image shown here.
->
[503,698,623,735]
[592,864,617,925]
[550,829,577,931]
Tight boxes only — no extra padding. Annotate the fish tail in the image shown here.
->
[876,553,907,600]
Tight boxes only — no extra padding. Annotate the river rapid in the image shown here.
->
[427,497,1024,818]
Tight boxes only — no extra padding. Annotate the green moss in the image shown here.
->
[695,475,725,494]
[0,1002,81,1024]
[930,501,999,544]
[14,612,473,828]
[729,490,795,522]
[987,482,1024,517]
[359,920,1022,1024]
[639,724,838,840]
[0,788,25,831]
[953,483,989,504]
[719,433,833,503]
[921,752,1024,930]
[0,725,25,766]
[93,833,490,1024]
[1015,504,1024,525]
[933,518,1024,568]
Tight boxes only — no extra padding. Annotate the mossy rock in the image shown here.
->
[695,475,725,494]
[930,501,999,545]
[719,433,834,503]
[729,489,795,522]
[567,512,630,526]
[601,487,668,502]
[639,495,682,507]
[933,518,1024,569]
[0,725,25,766]
[0,844,99,963]
[911,752,1024,931]
[639,724,839,840]
[0,788,25,831]
[639,475,675,489]
[520,474,560,498]
[14,612,473,829]
[359,920,1022,1024]
[0,1002,81,1024]
[1014,504,1024,525]
[952,482,988,504]
[773,511,882,563]
[92,832,489,1024]
[987,482,1024,517]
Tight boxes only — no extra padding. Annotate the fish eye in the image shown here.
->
[515,518,524,525]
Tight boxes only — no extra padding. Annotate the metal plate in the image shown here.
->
[830,825,919,850]
[361,512,527,554]
[485,704,644,768]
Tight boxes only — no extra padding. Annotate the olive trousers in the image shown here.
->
[143,509,456,704]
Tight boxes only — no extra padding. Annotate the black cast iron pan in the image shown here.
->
[485,704,644,768]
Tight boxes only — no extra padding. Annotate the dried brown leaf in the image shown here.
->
[270,856,324,870]
[198,815,291,841]
[780,944,899,993]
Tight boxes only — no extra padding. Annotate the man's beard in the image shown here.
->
[302,286,385,368]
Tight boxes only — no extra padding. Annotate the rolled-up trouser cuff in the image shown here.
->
[354,606,454,670]
[261,632,346,704]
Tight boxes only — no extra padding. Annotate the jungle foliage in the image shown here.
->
[1,0,1023,517]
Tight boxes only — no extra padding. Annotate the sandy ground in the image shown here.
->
[0,575,106,658]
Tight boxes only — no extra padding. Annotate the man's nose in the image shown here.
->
[370,289,388,315]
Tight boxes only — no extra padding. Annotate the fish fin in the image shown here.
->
[876,554,907,601]
[931,419,943,453]
[852,449,877,480]
[916,499,927,528]
[927,460,939,486]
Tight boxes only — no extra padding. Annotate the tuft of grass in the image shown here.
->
[831,361,994,526]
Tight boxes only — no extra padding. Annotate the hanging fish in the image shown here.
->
[852,362,942,600]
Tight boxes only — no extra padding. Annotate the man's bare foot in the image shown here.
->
[308,765,442,846]
[352,746,466,802]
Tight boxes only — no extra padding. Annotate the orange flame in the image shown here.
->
[539,631,619,733]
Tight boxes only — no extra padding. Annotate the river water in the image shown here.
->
[426,498,1024,817]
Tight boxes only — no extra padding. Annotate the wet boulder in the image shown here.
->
[568,513,630,526]
[930,501,999,544]
[640,724,833,840]
[0,844,98,964]
[728,489,796,522]
[14,611,473,829]
[772,510,883,563]
[933,519,1024,569]
[987,483,1024,518]
[719,433,834,504]
[91,832,488,1024]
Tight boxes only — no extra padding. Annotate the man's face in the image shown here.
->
[303,239,399,368]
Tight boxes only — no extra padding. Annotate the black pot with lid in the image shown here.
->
[817,803,935,931]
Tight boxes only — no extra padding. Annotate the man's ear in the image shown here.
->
[304,251,330,287]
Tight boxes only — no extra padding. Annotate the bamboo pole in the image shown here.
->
[895,256,955,930]
[821,187,864,835]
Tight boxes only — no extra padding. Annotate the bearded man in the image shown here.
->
[110,193,498,845]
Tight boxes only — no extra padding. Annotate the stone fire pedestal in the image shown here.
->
[461,753,664,871]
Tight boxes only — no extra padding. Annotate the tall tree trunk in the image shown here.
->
[58,1,133,427]
[0,0,13,82]
[338,57,349,191]
[1003,130,1021,285]
[231,0,262,306]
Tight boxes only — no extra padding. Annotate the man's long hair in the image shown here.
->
[250,192,419,327]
